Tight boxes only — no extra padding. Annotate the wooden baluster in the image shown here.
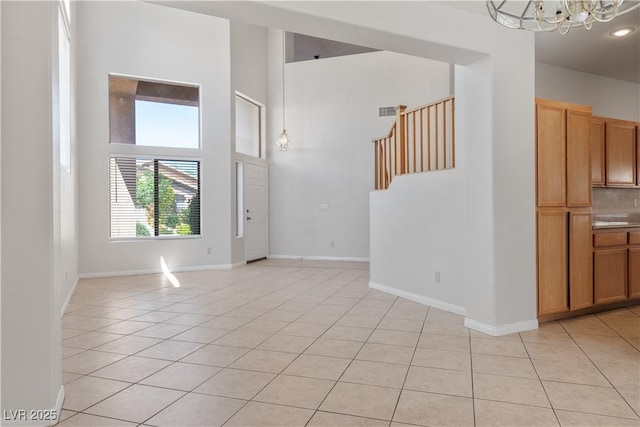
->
[396,105,407,175]
[427,106,431,171]
[442,102,447,169]
[412,111,417,173]
[420,109,424,172]
[451,98,456,168]
[435,103,439,170]
[375,141,379,190]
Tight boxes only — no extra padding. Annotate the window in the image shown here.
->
[235,161,244,238]
[235,93,264,158]
[110,158,200,238]
[109,76,200,149]
[58,4,71,172]
[109,75,201,239]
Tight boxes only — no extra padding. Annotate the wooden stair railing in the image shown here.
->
[373,97,455,190]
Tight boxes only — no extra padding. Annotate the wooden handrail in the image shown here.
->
[373,97,455,190]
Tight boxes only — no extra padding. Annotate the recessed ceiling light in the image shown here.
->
[610,27,635,37]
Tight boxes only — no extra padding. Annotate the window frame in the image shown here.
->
[107,73,203,241]
[58,1,71,173]
[235,91,266,159]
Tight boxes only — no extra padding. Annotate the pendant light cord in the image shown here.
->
[282,31,286,131]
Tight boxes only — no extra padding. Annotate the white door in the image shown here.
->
[245,162,268,261]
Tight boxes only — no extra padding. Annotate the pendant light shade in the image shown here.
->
[276,129,290,151]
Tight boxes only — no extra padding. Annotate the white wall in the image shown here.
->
[77,2,232,275]
[1,2,63,422]
[268,49,451,260]
[536,62,640,122]
[59,1,79,317]
[230,22,269,265]
[370,169,466,311]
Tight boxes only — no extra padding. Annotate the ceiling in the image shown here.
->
[287,33,379,63]
[442,0,640,84]
[289,1,640,84]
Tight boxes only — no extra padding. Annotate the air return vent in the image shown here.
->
[378,106,396,117]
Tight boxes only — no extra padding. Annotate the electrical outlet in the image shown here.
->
[207,247,212,255]
[330,241,335,247]
[435,271,441,283]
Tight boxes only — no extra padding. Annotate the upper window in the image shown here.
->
[58,5,71,172]
[109,76,200,149]
[235,93,264,158]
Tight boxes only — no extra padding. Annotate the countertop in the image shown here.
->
[593,213,640,230]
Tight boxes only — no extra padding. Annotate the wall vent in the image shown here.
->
[378,106,396,117]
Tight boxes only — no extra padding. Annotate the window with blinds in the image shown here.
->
[109,158,200,238]
[108,75,201,240]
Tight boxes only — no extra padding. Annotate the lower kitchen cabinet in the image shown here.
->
[538,210,568,315]
[630,247,640,300]
[594,249,627,304]
[569,212,593,310]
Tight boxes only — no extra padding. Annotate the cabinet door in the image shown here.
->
[569,212,593,310]
[591,117,605,186]
[606,120,636,186]
[567,110,592,206]
[537,104,566,207]
[630,247,640,300]
[637,124,640,186]
[594,249,627,304]
[538,210,568,315]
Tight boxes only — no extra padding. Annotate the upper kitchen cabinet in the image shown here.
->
[537,101,566,207]
[536,99,592,207]
[605,119,637,186]
[567,110,592,207]
[591,117,605,186]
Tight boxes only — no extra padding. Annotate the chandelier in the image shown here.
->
[487,0,640,34]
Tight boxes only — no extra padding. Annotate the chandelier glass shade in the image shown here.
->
[487,0,640,34]
[276,129,290,151]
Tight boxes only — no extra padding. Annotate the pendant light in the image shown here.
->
[276,31,290,151]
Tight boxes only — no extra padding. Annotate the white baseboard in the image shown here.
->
[231,261,247,268]
[60,276,79,318]
[464,318,538,336]
[78,263,235,279]
[369,281,466,316]
[268,255,370,263]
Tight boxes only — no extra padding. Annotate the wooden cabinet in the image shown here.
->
[536,99,593,318]
[592,229,640,304]
[567,110,592,206]
[538,210,568,315]
[569,212,592,310]
[537,103,567,207]
[637,123,640,186]
[591,117,605,185]
[630,247,640,300]
[605,119,637,186]
[594,248,628,304]
[594,231,627,247]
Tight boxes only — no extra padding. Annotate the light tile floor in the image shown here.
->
[58,259,640,427]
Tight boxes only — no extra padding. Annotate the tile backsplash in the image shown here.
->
[593,187,640,213]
